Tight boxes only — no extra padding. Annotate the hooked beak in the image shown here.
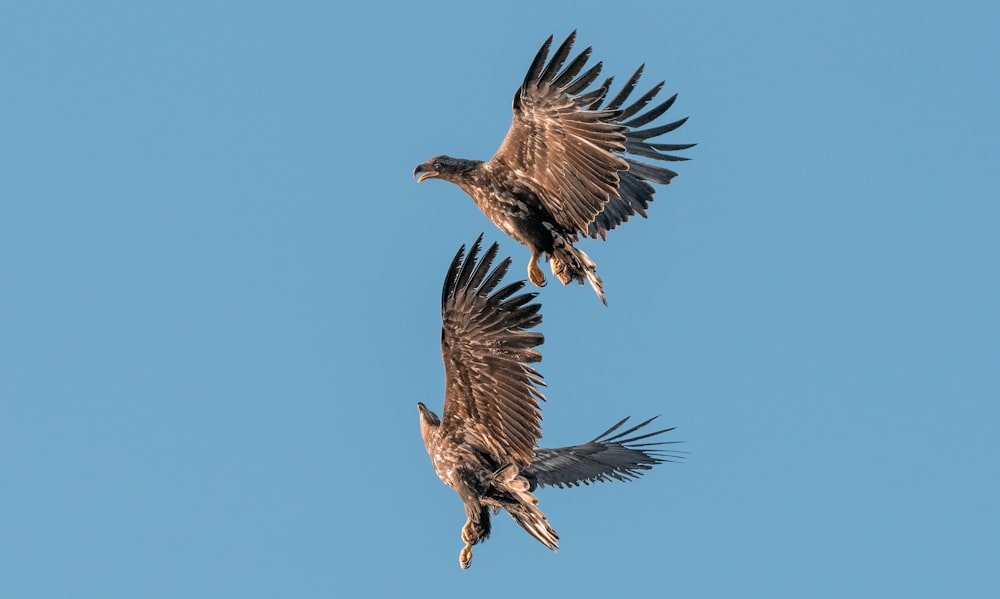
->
[413,163,438,183]
[416,402,439,425]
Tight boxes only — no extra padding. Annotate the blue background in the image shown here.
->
[3,1,998,596]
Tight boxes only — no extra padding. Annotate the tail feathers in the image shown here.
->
[548,240,607,305]
[494,465,560,551]
[507,501,559,551]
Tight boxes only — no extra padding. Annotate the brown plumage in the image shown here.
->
[414,31,694,304]
[418,236,683,569]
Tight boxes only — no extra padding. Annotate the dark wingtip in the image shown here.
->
[443,234,487,309]
[523,34,555,88]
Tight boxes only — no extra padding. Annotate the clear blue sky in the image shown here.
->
[3,1,998,597]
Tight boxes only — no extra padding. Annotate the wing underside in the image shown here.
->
[439,235,547,469]
[492,32,694,239]
[526,416,683,489]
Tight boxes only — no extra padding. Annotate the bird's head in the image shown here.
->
[417,402,440,427]
[413,155,480,183]
[417,402,441,448]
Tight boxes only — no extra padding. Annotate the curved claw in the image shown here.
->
[528,256,547,287]
[459,543,473,569]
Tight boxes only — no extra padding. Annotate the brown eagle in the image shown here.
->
[418,235,683,569]
[414,32,693,305]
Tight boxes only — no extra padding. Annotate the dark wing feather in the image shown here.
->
[492,31,629,235]
[586,67,696,240]
[525,416,683,489]
[440,235,546,469]
[490,33,694,240]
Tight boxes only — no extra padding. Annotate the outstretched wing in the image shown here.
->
[583,66,696,239]
[492,31,629,234]
[491,32,694,240]
[440,235,546,469]
[525,416,683,489]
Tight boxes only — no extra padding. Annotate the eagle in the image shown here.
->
[418,235,683,569]
[414,31,694,305]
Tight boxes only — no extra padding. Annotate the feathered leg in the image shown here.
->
[548,238,606,305]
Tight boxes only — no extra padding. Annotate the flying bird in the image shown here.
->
[414,31,694,305]
[418,235,683,569]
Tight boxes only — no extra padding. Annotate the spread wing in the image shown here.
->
[525,416,683,489]
[492,31,629,234]
[583,66,696,239]
[440,235,546,469]
[492,31,694,239]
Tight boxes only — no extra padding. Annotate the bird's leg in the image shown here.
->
[550,255,570,284]
[459,518,477,569]
[461,518,478,544]
[548,243,573,285]
[527,252,546,288]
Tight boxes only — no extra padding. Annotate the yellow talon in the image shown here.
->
[528,256,547,287]
[459,517,478,568]
[461,522,476,544]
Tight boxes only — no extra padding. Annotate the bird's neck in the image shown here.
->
[449,160,488,194]
[419,418,439,449]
